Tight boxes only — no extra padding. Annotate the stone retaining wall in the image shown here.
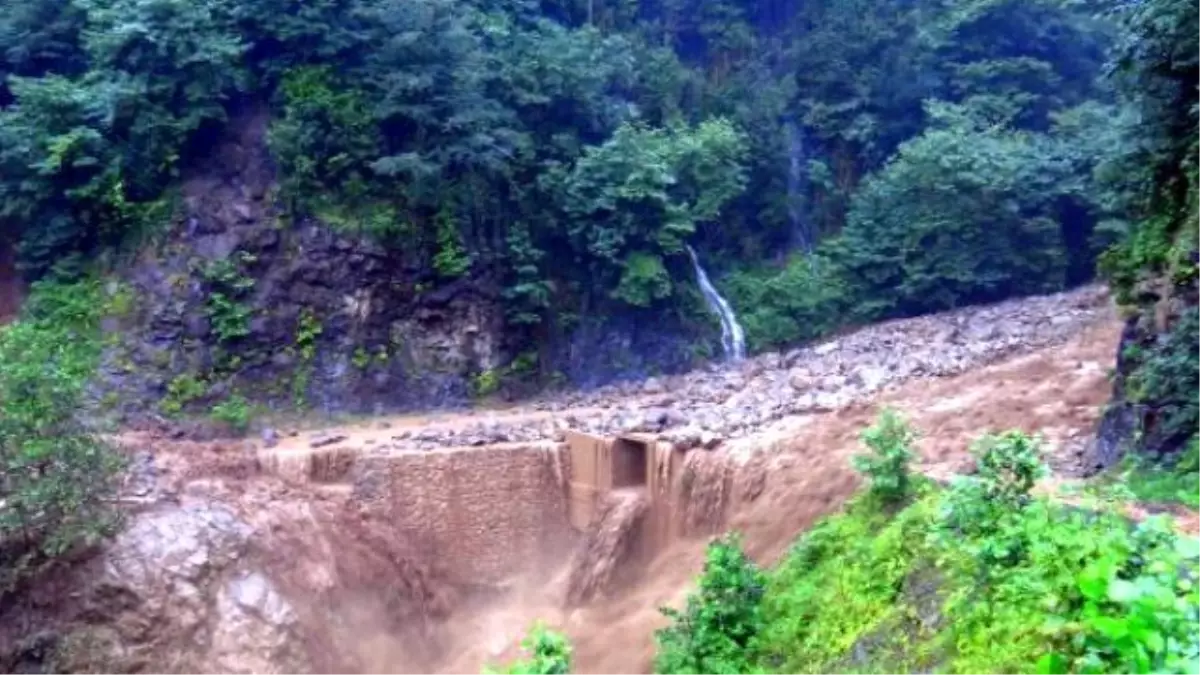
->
[351,443,575,586]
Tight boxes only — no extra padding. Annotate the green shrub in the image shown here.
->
[291,308,322,409]
[757,492,937,673]
[433,204,471,278]
[0,280,124,593]
[484,623,573,674]
[699,420,1199,675]
[974,430,1047,509]
[210,394,251,435]
[723,253,847,352]
[472,369,501,398]
[936,431,1047,568]
[832,102,1075,322]
[200,253,256,346]
[851,409,917,506]
[1126,308,1199,454]
[1119,435,1200,509]
[655,533,766,674]
[1039,517,1200,675]
[160,373,208,416]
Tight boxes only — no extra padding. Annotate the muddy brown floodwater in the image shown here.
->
[95,313,1135,675]
[381,317,1124,674]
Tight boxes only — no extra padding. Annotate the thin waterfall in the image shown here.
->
[785,119,813,254]
[685,245,746,361]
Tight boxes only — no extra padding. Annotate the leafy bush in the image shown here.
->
[160,373,208,416]
[723,253,847,352]
[552,119,748,308]
[0,280,123,593]
[936,431,1047,568]
[210,394,252,435]
[973,430,1047,509]
[268,65,381,214]
[1039,518,1200,675]
[200,253,256,345]
[831,101,1077,322]
[757,492,936,673]
[1120,436,1200,509]
[655,533,766,674]
[1125,308,1199,456]
[433,205,471,278]
[700,421,1198,675]
[484,623,573,675]
[472,369,501,398]
[851,409,917,506]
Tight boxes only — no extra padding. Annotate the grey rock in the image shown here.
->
[642,377,664,394]
[309,433,347,449]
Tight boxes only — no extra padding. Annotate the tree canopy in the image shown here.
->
[0,0,1132,352]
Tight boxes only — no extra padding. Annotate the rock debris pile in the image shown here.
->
[356,285,1111,452]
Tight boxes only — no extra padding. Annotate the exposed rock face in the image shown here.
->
[1087,278,1198,473]
[91,107,709,419]
[95,108,507,418]
[1088,318,1142,472]
[556,311,705,391]
[92,503,307,673]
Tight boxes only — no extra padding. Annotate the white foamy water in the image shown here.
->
[686,245,746,361]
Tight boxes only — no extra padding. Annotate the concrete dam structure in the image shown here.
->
[259,429,703,596]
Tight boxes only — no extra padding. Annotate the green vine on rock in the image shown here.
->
[200,252,256,347]
[290,308,322,408]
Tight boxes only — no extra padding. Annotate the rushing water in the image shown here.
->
[686,245,746,361]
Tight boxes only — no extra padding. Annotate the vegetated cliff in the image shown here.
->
[1089,0,1198,471]
[91,107,503,418]
[93,107,703,421]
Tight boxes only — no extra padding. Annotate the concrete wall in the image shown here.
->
[352,443,575,586]
[564,431,688,563]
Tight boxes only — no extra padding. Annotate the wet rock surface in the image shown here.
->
[91,109,506,419]
[86,502,309,673]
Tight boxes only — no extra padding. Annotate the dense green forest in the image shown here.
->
[1,0,1129,352]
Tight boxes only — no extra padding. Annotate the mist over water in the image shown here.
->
[686,245,746,362]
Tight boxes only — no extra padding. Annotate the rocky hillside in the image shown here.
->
[91,109,702,421]
[1090,0,1198,471]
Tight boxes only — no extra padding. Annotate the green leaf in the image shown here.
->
[1090,616,1129,640]
[1107,578,1140,603]
[1037,652,1069,674]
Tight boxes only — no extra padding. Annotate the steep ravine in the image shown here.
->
[0,286,1129,674]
